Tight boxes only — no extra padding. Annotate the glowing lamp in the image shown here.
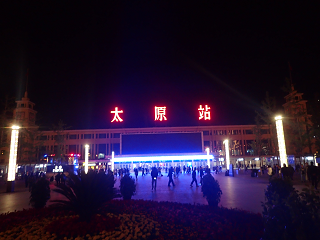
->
[85,144,89,174]
[206,147,210,168]
[224,140,230,169]
[111,151,115,171]
[275,116,288,167]
[71,154,74,157]
[7,125,20,192]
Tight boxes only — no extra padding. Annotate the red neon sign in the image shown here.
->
[111,107,123,122]
[155,106,167,121]
[198,105,211,120]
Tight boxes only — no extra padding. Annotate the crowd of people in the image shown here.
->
[266,162,320,190]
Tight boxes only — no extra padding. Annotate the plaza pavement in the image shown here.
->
[0,170,310,215]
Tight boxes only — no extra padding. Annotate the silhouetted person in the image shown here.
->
[288,165,294,180]
[190,167,198,187]
[142,168,145,176]
[307,162,318,190]
[281,163,288,179]
[55,172,61,186]
[134,168,138,179]
[200,167,204,185]
[25,172,29,188]
[168,167,175,187]
[151,167,158,190]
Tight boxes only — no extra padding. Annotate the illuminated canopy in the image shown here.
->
[112,153,214,163]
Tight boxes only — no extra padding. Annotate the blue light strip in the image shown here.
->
[113,154,214,163]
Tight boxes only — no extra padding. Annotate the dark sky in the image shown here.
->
[1,1,320,130]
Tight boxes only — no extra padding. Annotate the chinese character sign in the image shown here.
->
[155,106,167,121]
[111,107,123,122]
[198,105,211,120]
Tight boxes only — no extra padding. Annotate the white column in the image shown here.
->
[224,140,230,169]
[275,116,288,167]
[111,151,115,171]
[7,125,20,192]
[85,144,89,174]
[206,147,210,168]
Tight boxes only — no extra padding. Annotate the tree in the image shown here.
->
[52,120,70,164]
[18,127,45,164]
[309,94,320,156]
[255,91,278,155]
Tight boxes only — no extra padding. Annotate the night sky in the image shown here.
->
[1,1,320,130]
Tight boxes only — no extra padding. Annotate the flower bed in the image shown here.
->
[0,200,263,240]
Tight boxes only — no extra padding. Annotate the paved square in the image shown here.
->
[0,170,307,214]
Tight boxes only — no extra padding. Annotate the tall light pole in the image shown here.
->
[206,147,210,168]
[224,139,230,169]
[85,144,89,174]
[275,116,288,167]
[7,125,20,192]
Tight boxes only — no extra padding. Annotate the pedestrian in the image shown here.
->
[267,165,273,180]
[190,167,198,187]
[183,165,186,173]
[200,166,204,185]
[301,164,306,182]
[307,162,318,190]
[142,168,145,176]
[281,163,288,179]
[168,167,175,187]
[288,165,294,180]
[134,168,138,179]
[25,172,29,188]
[151,167,158,191]
[55,172,61,186]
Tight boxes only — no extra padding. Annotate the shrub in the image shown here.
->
[51,171,116,222]
[262,178,320,240]
[120,174,136,200]
[201,173,222,207]
[29,177,50,209]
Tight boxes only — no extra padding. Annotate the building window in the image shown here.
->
[99,133,106,139]
[69,145,77,154]
[84,134,91,139]
[81,134,83,139]
[39,135,48,140]
[69,134,77,139]
[244,129,253,134]
[114,133,121,138]
[204,141,210,148]
[203,131,210,136]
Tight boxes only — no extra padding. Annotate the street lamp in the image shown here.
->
[275,116,288,167]
[223,139,230,169]
[7,125,20,192]
[206,147,210,168]
[85,144,89,174]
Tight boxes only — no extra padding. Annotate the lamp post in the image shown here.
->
[275,116,288,167]
[206,147,210,168]
[224,139,230,170]
[7,125,20,192]
[111,151,115,171]
[85,144,89,174]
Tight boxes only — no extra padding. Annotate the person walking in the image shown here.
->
[200,166,204,185]
[190,167,198,187]
[151,167,158,191]
[168,167,175,187]
[301,164,306,182]
[267,165,273,180]
[142,168,145,176]
[134,168,138,179]
[307,162,318,190]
